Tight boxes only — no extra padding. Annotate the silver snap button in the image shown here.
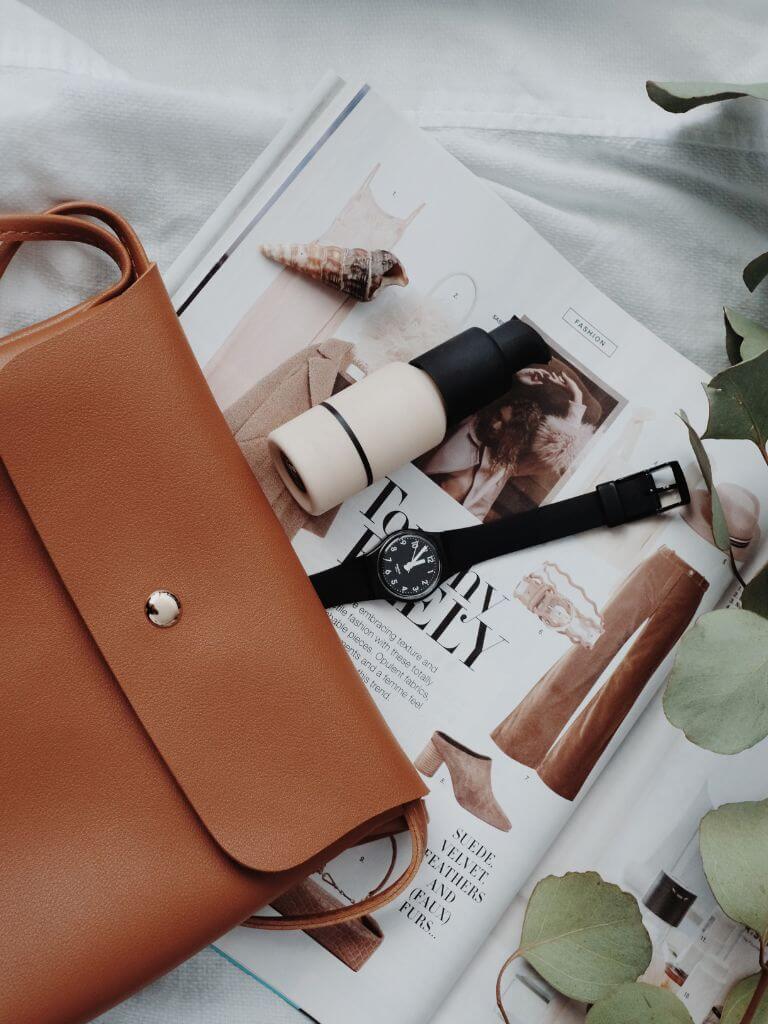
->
[146,590,181,628]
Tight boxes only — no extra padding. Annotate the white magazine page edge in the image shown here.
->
[165,70,347,298]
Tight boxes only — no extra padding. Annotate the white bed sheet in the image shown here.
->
[2,2,768,1021]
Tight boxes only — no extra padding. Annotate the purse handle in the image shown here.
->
[0,202,150,345]
[245,800,428,930]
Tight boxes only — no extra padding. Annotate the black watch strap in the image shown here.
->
[439,462,689,578]
[309,462,688,609]
[310,557,375,609]
[439,491,604,579]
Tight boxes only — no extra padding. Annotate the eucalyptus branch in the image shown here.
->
[495,950,521,1024]
[740,965,768,1024]
[730,550,747,590]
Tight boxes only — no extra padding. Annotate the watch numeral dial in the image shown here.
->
[376,531,442,601]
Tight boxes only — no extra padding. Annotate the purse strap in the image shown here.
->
[245,800,428,930]
[0,202,150,344]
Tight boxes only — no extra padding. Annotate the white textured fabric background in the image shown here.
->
[2,2,768,1021]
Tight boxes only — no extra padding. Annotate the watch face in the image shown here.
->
[377,531,442,601]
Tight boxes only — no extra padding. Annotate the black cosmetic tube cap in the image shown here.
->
[410,317,550,427]
[643,871,697,927]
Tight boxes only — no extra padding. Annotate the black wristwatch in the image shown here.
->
[309,462,689,609]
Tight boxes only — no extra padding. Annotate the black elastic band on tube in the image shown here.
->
[320,402,374,487]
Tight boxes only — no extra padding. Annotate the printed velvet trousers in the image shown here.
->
[491,546,708,801]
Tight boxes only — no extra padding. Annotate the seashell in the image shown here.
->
[260,243,408,301]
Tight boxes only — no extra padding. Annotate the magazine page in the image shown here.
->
[437,481,768,1024]
[447,706,768,1024]
[171,78,749,1024]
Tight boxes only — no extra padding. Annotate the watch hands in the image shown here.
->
[403,545,428,572]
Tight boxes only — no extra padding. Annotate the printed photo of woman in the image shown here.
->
[417,355,621,521]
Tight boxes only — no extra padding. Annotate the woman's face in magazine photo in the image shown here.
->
[487,368,574,433]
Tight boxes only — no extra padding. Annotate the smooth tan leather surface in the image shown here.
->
[0,206,427,1024]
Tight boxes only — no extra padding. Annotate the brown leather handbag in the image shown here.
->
[0,204,428,1024]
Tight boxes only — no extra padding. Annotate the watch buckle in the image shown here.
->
[647,461,690,511]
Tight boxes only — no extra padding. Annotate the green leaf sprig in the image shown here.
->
[664,609,768,753]
[701,801,768,1024]
[586,982,693,1023]
[503,805,768,1024]
[646,80,768,114]
[724,309,768,366]
[722,975,768,1024]
[700,800,768,947]
[496,872,651,1023]
[663,241,768,751]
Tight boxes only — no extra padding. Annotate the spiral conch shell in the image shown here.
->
[260,242,408,301]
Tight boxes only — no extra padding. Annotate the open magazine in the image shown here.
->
[168,74,768,1024]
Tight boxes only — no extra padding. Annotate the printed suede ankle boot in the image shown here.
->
[414,731,511,832]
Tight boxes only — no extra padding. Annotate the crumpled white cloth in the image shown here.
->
[2,2,768,1022]
[4,0,768,375]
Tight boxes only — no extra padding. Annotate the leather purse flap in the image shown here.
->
[0,264,426,873]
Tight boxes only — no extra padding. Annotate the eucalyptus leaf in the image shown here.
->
[586,983,693,1024]
[700,800,768,940]
[646,80,768,113]
[745,252,768,293]
[721,973,768,1024]
[724,308,768,364]
[702,348,768,458]
[519,872,651,1003]
[664,609,768,753]
[742,564,768,619]
[678,410,731,552]
[725,308,747,365]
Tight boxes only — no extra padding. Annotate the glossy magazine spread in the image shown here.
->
[169,75,768,1024]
